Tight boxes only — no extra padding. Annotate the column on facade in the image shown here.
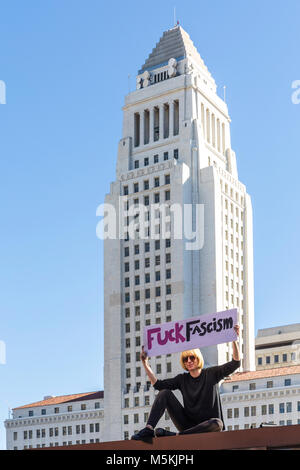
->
[159,104,164,141]
[140,109,145,146]
[149,107,154,144]
[169,100,174,138]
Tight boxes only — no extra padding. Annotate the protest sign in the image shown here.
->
[143,309,238,357]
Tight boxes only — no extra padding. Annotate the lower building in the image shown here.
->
[220,365,300,430]
[255,323,300,370]
[4,391,104,450]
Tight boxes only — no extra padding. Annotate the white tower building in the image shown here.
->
[103,26,255,442]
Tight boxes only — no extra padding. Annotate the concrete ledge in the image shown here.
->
[39,425,300,450]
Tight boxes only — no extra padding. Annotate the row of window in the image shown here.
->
[227,401,300,418]
[124,240,171,258]
[20,423,101,440]
[257,354,296,366]
[125,361,171,381]
[123,171,173,196]
[231,379,293,392]
[124,258,171,273]
[26,402,101,417]
[222,184,244,206]
[226,420,300,431]
[20,439,101,449]
[125,303,172,318]
[125,252,171,269]
[133,153,178,170]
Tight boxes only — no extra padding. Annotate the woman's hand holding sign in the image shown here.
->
[141,346,157,386]
[232,324,240,361]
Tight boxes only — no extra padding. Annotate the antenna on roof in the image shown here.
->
[173,7,180,27]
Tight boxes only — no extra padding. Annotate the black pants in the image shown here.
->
[147,390,223,434]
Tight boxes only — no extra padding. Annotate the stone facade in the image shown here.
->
[220,366,300,429]
[4,392,104,450]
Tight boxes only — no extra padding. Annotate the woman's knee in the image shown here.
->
[210,418,223,431]
[156,389,173,400]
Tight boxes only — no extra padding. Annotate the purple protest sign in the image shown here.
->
[143,309,238,357]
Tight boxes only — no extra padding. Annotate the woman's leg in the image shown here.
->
[146,390,192,432]
[178,418,223,435]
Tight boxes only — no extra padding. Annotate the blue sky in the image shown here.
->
[0,0,299,449]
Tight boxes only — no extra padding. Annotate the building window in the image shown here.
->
[135,291,140,301]
[287,402,292,413]
[134,160,139,169]
[165,174,170,185]
[166,284,171,295]
[165,190,170,201]
[134,183,139,193]
[227,409,232,419]
[123,186,129,196]
[154,193,160,203]
[284,379,291,387]
[154,177,160,188]
[249,383,256,391]
[166,300,171,310]
[267,381,273,388]
[154,154,159,164]
[54,407,59,414]
[164,152,169,161]
[144,157,149,167]
[173,148,179,160]
[279,403,285,414]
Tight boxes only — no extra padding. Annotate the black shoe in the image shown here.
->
[131,427,154,441]
[155,428,177,437]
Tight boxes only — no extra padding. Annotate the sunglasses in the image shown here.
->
[183,355,196,363]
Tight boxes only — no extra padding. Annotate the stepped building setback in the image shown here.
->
[103,25,256,442]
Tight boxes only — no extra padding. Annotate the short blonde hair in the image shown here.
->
[180,349,204,371]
